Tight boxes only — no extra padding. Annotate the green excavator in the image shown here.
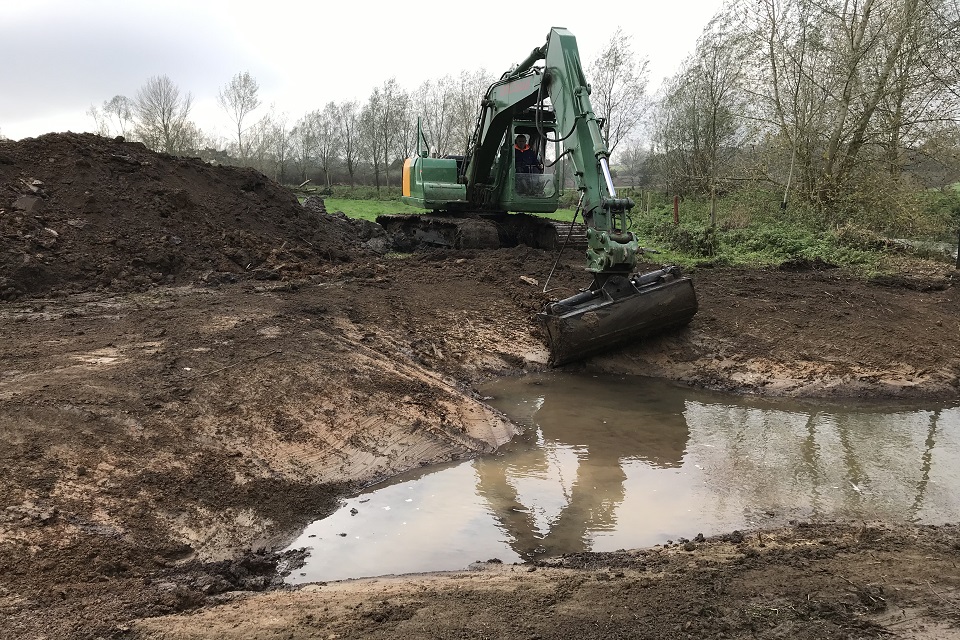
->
[392,27,698,366]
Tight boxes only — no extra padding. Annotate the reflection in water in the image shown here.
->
[285,374,960,583]
[678,400,958,529]
[910,410,940,520]
[476,375,689,560]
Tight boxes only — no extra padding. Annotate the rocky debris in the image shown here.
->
[302,196,392,254]
[164,549,308,597]
[301,196,327,215]
[2,501,59,525]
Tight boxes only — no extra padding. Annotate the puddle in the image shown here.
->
[286,373,960,583]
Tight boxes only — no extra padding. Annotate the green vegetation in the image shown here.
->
[324,198,406,221]
[295,184,583,223]
[292,185,405,221]
[535,208,577,223]
[624,187,959,273]
[292,184,958,274]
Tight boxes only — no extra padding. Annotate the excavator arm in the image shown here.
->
[539,29,699,363]
[541,28,639,273]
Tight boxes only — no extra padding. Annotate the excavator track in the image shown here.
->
[548,220,589,251]
[377,213,587,253]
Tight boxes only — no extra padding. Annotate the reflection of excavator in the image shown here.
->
[389,27,698,365]
[476,374,690,559]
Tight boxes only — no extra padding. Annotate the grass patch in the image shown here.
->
[624,192,960,274]
[628,204,882,271]
[323,196,578,224]
[533,208,577,222]
[324,198,407,221]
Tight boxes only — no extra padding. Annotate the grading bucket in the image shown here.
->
[538,267,698,366]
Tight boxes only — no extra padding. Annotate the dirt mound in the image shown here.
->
[0,133,363,300]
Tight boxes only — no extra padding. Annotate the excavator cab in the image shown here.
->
[501,118,561,212]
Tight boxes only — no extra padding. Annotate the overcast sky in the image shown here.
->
[0,0,721,142]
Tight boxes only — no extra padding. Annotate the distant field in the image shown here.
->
[324,198,408,221]
[324,197,578,223]
[300,187,957,272]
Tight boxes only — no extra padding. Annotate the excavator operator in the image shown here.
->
[513,134,542,174]
[514,134,544,196]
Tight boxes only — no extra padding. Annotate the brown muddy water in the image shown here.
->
[285,374,960,583]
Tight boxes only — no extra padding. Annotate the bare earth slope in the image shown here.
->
[1,134,958,639]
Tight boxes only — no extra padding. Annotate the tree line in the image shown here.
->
[82,4,960,225]
[84,30,649,195]
[651,0,960,221]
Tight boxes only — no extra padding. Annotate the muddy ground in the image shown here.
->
[2,133,959,639]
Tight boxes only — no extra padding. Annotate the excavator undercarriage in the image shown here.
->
[376,212,587,252]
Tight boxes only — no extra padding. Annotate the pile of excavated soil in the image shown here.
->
[0,133,362,300]
[2,133,960,639]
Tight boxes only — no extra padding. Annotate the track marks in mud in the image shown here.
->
[134,523,960,640]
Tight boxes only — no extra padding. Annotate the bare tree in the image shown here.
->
[268,113,291,183]
[86,105,110,136]
[615,139,650,186]
[377,78,408,187]
[315,103,341,187]
[133,75,194,154]
[924,0,960,101]
[174,120,208,154]
[335,100,361,186]
[449,69,494,156]
[391,89,414,168]
[86,95,134,137]
[873,0,960,178]
[413,77,456,155]
[290,116,315,183]
[218,71,261,162]
[291,107,341,187]
[358,79,410,192]
[105,95,134,137]
[360,89,386,192]
[245,111,277,174]
[708,0,960,213]
[652,17,751,195]
[588,28,650,153]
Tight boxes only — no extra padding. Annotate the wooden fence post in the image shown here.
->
[710,188,717,227]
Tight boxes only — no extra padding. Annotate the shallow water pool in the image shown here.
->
[286,374,959,583]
